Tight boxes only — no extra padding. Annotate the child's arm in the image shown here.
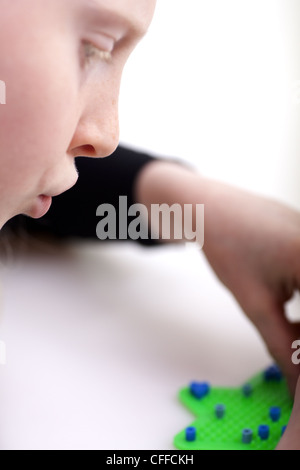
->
[134,159,300,395]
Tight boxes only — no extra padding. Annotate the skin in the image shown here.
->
[0,0,156,226]
[276,375,300,449]
[0,0,299,449]
[135,161,300,449]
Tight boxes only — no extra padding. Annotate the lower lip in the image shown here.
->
[30,195,52,219]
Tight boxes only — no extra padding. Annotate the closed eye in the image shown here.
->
[83,41,112,64]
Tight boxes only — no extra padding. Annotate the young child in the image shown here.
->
[0,0,300,449]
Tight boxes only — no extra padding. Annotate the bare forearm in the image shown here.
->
[133,158,247,248]
[133,159,208,243]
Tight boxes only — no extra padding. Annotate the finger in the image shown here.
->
[276,374,300,450]
[245,294,300,396]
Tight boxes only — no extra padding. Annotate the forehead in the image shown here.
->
[83,0,156,37]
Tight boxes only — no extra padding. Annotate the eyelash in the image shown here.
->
[83,41,112,64]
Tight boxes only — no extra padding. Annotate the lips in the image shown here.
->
[28,194,52,219]
[45,173,79,198]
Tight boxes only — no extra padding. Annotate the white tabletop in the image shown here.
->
[0,240,279,449]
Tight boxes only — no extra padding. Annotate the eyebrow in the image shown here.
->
[85,0,149,41]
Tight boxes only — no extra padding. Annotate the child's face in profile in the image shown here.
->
[0,0,155,227]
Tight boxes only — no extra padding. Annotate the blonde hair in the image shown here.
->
[0,218,69,266]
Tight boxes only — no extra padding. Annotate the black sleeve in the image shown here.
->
[2,145,164,246]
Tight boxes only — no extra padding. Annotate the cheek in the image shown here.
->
[0,8,80,184]
[0,49,79,186]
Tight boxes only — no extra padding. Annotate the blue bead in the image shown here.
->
[264,365,282,382]
[281,426,287,436]
[190,381,210,399]
[258,425,269,440]
[242,384,253,397]
[185,426,196,442]
[215,404,226,419]
[242,428,253,444]
[269,407,281,422]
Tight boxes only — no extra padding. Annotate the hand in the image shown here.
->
[202,179,300,395]
[135,161,300,394]
[276,374,300,449]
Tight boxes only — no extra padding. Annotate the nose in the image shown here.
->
[69,78,120,159]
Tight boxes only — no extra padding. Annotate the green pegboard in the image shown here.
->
[174,366,293,450]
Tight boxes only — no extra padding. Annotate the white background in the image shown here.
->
[119,0,300,209]
[0,0,300,450]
